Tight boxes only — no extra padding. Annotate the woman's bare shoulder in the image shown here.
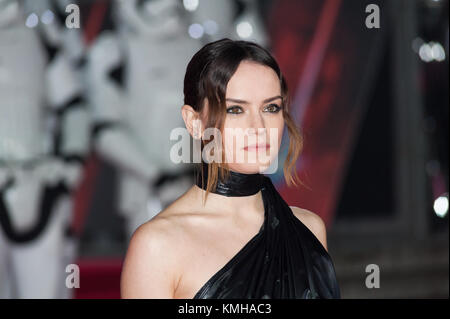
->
[130,202,197,261]
[289,206,328,252]
[120,207,191,298]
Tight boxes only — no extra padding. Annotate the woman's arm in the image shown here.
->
[120,220,179,298]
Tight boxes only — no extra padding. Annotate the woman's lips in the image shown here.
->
[243,144,270,151]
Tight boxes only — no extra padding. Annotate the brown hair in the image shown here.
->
[183,38,304,204]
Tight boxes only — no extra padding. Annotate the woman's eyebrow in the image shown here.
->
[225,95,282,104]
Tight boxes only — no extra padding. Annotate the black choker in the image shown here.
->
[195,164,264,197]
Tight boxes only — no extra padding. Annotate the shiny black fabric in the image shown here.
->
[195,164,264,197]
[193,167,341,299]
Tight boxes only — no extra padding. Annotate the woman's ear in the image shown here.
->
[181,104,202,139]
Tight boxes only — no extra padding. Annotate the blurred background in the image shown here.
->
[0,0,448,299]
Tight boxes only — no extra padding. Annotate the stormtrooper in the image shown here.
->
[0,0,90,298]
[86,0,269,240]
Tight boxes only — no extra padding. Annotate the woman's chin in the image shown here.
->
[226,162,273,174]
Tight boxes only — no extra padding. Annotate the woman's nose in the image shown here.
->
[248,111,265,132]
[245,114,267,140]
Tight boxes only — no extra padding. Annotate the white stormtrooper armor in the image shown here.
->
[0,0,89,298]
[86,0,269,239]
[86,0,200,238]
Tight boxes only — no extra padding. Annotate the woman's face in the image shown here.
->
[220,60,285,174]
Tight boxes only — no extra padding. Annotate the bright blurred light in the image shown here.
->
[188,23,204,39]
[418,41,446,62]
[236,21,253,38]
[183,0,199,12]
[419,43,433,62]
[203,20,218,35]
[25,13,38,28]
[431,42,446,61]
[433,193,449,218]
[41,9,54,25]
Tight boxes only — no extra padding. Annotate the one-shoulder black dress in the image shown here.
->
[192,165,341,299]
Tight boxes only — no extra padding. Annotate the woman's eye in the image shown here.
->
[264,104,281,113]
[226,106,243,114]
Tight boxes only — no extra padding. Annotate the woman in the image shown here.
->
[120,38,341,299]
